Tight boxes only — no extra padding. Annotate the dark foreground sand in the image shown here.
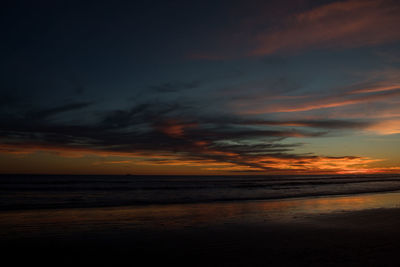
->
[2,206,400,266]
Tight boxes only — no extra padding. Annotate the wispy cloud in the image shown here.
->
[190,0,400,59]
[251,0,400,56]
[0,98,391,173]
[367,119,400,135]
[234,76,400,114]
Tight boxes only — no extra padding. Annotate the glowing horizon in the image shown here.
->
[1,0,399,175]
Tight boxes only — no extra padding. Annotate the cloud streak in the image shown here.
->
[251,0,400,56]
[0,98,390,173]
[190,0,400,59]
[235,79,400,114]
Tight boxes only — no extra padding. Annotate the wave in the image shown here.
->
[1,174,399,211]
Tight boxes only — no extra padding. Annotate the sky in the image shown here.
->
[0,0,399,175]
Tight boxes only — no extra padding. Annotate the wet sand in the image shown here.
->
[2,192,400,266]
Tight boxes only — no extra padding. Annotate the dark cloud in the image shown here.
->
[209,143,303,155]
[243,119,373,129]
[0,98,378,171]
[27,102,92,120]
[149,81,201,93]
[0,91,19,107]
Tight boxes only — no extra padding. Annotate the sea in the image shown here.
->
[2,174,400,211]
[3,173,400,245]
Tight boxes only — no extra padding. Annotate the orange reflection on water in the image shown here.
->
[1,191,400,240]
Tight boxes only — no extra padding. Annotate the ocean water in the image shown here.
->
[1,174,400,211]
[2,174,400,243]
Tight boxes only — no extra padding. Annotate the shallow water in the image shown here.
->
[2,174,400,241]
[2,189,400,241]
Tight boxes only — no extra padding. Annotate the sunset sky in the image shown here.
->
[1,0,399,175]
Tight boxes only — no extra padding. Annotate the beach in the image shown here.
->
[2,0,400,265]
[2,189,400,266]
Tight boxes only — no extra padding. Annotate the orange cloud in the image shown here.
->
[336,166,400,174]
[367,118,400,135]
[0,143,179,160]
[349,84,400,94]
[236,83,400,114]
[189,0,400,60]
[250,0,400,56]
[199,154,392,175]
[250,155,382,173]
[156,120,197,138]
[92,160,133,165]
[0,142,396,174]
